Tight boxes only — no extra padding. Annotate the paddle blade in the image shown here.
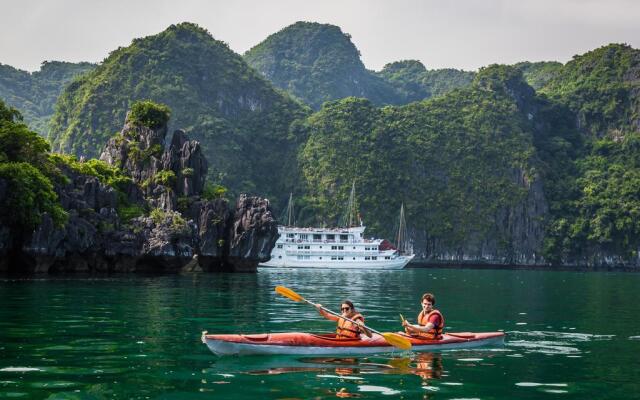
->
[275,286,305,302]
[381,332,412,351]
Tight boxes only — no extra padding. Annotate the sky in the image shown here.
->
[1,0,639,72]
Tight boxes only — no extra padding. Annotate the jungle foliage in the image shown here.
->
[0,61,95,134]
[0,100,66,231]
[47,22,309,206]
[297,66,539,250]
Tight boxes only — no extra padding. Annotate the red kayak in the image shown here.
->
[202,331,505,356]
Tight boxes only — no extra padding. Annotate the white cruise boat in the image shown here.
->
[260,186,414,270]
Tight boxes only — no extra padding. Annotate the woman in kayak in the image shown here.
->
[402,293,445,340]
[316,300,373,339]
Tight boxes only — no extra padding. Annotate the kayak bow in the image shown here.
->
[201,331,505,356]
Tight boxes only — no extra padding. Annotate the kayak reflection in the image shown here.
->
[242,353,443,385]
[387,353,443,382]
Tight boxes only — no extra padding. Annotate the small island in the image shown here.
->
[0,100,278,273]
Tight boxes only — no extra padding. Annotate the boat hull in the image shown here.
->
[202,331,504,356]
[259,255,414,270]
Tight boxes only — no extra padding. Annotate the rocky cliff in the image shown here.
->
[0,107,279,273]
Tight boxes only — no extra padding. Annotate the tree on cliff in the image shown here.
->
[0,99,67,269]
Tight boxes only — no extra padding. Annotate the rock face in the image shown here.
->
[419,167,548,265]
[0,116,279,274]
[227,195,279,271]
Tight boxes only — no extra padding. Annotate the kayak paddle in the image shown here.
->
[275,285,412,351]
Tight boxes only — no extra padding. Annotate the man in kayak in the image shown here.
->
[402,293,445,339]
[316,300,373,339]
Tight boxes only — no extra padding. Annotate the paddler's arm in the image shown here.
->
[402,318,434,333]
[315,303,339,322]
[355,320,373,338]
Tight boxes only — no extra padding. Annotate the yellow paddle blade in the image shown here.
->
[381,332,412,351]
[275,286,305,302]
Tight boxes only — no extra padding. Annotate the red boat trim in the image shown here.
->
[204,332,504,348]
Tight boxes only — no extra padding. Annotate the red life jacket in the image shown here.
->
[413,309,444,340]
[336,313,365,339]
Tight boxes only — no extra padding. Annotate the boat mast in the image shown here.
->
[395,203,410,255]
[286,192,294,226]
[339,180,360,228]
[348,181,355,227]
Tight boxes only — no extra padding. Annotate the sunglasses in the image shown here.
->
[341,306,351,311]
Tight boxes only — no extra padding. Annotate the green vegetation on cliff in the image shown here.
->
[540,44,640,138]
[0,61,95,134]
[0,100,66,231]
[544,133,640,263]
[48,22,308,203]
[127,100,171,129]
[298,66,540,252]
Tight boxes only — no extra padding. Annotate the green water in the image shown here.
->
[1,268,639,399]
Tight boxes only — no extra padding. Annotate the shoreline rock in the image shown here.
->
[0,109,279,274]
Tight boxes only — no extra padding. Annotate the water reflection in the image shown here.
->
[241,354,444,398]
[244,353,444,382]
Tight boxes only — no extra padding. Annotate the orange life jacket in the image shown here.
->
[412,309,444,340]
[336,313,365,339]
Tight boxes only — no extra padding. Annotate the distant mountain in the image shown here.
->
[513,61,562,90]
[244,22,475,109]
[0,61,95,134]
[377,60,475,102]
[48,22,308,201]
[244,21,399,109]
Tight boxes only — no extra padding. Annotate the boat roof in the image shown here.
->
[278,225,366,234]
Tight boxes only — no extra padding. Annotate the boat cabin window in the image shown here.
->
[304,245,310,249]
[337,257,344,260]
[298,245,303,249]
[338,246,344,250]
[385,256,391,259]
[326,234,335,241]
[299,234,308,240]
[287,233,294,238]
[365,256,371,260]
[331,246,337,250]
[277,244,283,249]
[313,234,322,241]
[340,234,348,242]
[371,256,377,260]
[331,256,337,260]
